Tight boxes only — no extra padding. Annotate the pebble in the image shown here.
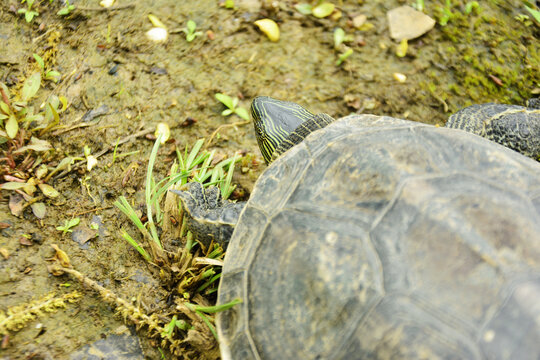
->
[387,6,435,41]
[146,27,168,42]
[352,14,367,29]
[393,72,407,83]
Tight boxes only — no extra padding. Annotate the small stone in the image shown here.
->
[352,14,367,29]
[146,27,168,43]
[393,72,407,83]
[71,227,97,246]
[100,0,115,7]
[387,6,435,41]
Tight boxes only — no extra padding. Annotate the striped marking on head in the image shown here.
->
[251,96,316,163]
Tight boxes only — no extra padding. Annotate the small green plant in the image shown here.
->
[18,0,39,22]
[1,71,67,142]
[162,315,192,339]
[224,0,235,9]
[438,0,454,26]
[56,218,80,234]
[1,63,69,204]
[333,28,354,50]
[57,0,75,16]
[33,54,61,83]
[336,48,353,66]
[331,28,355,66]
[294,3,313,15]
[294,1,335,18]
[215,93,249,121]
[181,20,203,42]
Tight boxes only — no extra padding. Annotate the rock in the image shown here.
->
[352,14,367,29]
[387,5,435,41]
[71,226,97,247]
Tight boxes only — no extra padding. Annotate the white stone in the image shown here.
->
[387,6,435,41]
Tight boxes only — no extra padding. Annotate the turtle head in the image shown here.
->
[251,96,318,164]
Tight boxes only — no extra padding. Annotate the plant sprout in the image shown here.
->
[56,218,80,234]
[215,93,249,121]
[333,27,354,50]
[33,54,61,83]
[181,20,203,42]
[438,0,454,26]
[336,48,353,66]
[18,0,39,23]
[57,0,75,16]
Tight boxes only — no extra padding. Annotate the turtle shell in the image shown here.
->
[216,115,540,359]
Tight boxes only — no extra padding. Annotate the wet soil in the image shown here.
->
[0,0,538,359]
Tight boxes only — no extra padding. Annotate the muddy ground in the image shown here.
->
[0,0,538,359]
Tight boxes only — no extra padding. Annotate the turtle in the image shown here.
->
[174,96,540,359]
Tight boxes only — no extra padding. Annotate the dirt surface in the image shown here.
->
[0,0,538,359]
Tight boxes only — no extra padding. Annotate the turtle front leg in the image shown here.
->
[171,182,245,249]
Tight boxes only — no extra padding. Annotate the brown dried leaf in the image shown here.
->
[50,244,72,268]
[8,193,25,217]
[19,237,33,246]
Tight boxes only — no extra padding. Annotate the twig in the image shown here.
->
[52,122,93,136]
[205,120,250,148]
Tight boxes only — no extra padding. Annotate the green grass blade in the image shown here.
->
[185,139,205,170]
[114,196,145,231]
[145,135,164,250]
[221,153,239,199]
[186,298,242,314]
[194,149,215,182]
[120,229,152,261]
[196,273,221,294]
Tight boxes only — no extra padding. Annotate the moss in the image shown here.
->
[446,46,457,55]
[447,83,460,94]
[425,0,539,111]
